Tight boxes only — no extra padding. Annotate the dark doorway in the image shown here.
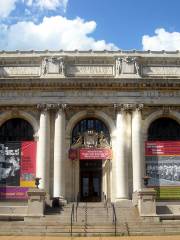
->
[80,160,102,202]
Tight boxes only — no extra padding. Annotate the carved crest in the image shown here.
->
[71,130,110,149]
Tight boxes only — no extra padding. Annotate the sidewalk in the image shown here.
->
[1,236,180,240]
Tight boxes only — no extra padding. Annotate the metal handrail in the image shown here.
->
[103,192,108,215]
[70,203,75,236]
[75,192,79,222]
[112,203,117,236]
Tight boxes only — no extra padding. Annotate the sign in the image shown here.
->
[145,141,180,187]
[145,141,180,156]
[0,187,28,200]
[20,141,36,187]
[0,142,21,186]
[0,141,36,199]
[79,148,112,160]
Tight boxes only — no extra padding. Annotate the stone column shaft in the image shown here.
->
[36,108,50,190]
[53,107,66,198]
[115,107,128,199]
[132,105,143,192]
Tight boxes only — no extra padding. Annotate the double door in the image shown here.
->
[80,160,102,202]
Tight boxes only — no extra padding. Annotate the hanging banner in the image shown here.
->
[0,187,28,200]
[0,141,36,200]
[145,141,180,186]
[20,141,36,187]
[79,148,112,160]
[145,141,180,156]
[0,142,21,186]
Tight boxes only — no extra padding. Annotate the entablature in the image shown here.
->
[0,50,180,80]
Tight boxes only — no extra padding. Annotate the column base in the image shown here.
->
[59,196,67,206]
[114,199,132,207]
[52,196,67,207]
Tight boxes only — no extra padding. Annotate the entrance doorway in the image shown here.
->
[80,160,102,202]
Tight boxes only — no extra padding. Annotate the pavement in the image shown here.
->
[1,237,180,240]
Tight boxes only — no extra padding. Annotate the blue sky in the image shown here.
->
[0,0,180,51]
[67,0,180,49]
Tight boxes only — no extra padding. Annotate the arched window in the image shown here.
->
[0,118,34,142]
[148,117,180,141]
[72,118,110,144]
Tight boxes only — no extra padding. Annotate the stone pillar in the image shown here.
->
[132,104,143,192]
[53,104,66,199]
[138,188,156,216]
[36,105,50,191]
[27,188,46,217]
[115,105,129,200]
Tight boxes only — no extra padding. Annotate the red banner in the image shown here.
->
[145,141,180,156]
[20,141,37,187]
[79,148,112,160]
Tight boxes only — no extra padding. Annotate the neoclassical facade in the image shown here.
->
[0,50,180,202]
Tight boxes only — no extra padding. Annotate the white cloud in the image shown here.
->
[142,28,180,51]
[0,16,118,51]
[0,0,18,18]
[24,0,68,11]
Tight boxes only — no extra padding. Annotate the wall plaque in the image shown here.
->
[0,66,40,77]
[143,66,180,76]
[67,65,114,76]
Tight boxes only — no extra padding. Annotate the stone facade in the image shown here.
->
[0,50,180,202]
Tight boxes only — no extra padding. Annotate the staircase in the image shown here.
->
[1,201,180,236]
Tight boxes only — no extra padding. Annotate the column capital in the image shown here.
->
[114,103,133,113]
[132,104,144,111]
[37,103,67,112]
[37,103,52,111]
[54,103,67,113]
[162,105,171,115]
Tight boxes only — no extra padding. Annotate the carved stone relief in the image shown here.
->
[41,57,65,76]
[116,56,140,77]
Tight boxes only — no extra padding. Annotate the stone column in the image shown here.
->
[132,104,143,192]
[53,104,66,199]
[115,105,129,200]
[36,105,50,191]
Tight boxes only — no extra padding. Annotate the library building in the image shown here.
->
[0,50,180,206]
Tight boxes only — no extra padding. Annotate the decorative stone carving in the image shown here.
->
[71,130,111,149]
[162,106,171,115]
[114,103,133,113]
[41,58,48,75]
[84,130,98,148]
[41,57,65,76]
[116,56,140,77]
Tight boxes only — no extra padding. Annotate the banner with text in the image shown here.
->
[145,141,180,186]
[79,148,112,160]
[0,141,36,199]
